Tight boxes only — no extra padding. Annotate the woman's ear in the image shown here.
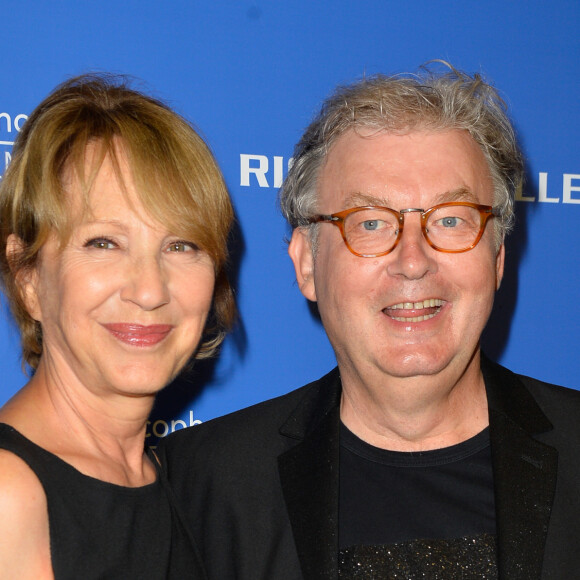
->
[6,234,41,321]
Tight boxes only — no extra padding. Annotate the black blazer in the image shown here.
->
[161,357,580,579]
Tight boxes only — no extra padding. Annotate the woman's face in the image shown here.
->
[21,147,215,399]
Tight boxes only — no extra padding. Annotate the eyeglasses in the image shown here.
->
[307,202,499,258]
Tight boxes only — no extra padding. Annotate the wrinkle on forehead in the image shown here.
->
[56,143,150,250]
[342,187,481,212]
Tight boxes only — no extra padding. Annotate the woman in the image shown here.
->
[0,74,234,578]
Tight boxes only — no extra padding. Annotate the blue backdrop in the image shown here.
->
[1,1,578,443]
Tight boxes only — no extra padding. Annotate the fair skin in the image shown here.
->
[0,145,215,578]
[289,129,504,452]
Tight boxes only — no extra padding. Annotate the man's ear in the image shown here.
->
[495,242,505,291]
[6,234,42,321]
[288,227,317,302]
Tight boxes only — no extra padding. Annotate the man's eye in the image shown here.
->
[439,216,461,228]
[362,220,384,231]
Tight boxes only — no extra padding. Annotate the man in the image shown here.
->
[161,64,580,579]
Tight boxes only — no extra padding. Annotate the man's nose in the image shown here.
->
[386,212,437,279]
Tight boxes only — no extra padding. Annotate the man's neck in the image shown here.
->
[338,351,489,452]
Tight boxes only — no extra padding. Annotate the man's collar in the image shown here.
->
[481,354,553,435]
[279,356,554,442]
[279,367,342,440]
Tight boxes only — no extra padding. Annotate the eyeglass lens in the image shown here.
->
[344,205,485,255]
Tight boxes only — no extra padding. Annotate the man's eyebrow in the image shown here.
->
[432,188,479,205]
[342,188,479,210]
[343,192,390,208]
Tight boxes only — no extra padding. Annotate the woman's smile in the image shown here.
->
[102,323,174,347]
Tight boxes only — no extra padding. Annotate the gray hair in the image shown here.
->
[279,62,524,248]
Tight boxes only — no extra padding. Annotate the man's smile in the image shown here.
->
[383,298,444,322]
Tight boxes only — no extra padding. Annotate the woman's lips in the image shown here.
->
[102,323,173,347]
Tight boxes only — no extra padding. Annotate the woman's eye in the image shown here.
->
[86,238,116,250]
[167,241,198,253]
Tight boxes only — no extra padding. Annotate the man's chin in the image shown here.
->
[376,350,477,381]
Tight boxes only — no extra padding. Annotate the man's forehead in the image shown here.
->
[318,128,493,208]
[327,125,478,154]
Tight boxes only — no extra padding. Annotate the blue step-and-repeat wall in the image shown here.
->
[1,1,578,442]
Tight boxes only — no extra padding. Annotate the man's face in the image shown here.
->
[289,129,504,385]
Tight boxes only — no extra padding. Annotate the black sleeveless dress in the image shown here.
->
[0,423,207,579]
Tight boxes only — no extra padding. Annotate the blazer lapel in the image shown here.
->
[276,360,558,579]
[483,358,558,580]
[277,370,342,580]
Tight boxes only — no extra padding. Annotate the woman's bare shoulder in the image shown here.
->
[0,449,53,579]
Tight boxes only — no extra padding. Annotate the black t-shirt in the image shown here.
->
[338,423,498,578]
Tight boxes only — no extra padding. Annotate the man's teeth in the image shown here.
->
[389,299,443,310]
[391,313,438,322]
[386,299,443,322]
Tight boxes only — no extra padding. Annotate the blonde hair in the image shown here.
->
[0,73,235,369]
